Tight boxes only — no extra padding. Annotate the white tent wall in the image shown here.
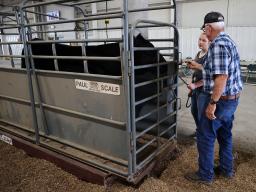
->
[0,0,255,61]
[177,0,256,61]
[44,5,76,40]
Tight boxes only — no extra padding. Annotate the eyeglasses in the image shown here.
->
[202,24,211,32]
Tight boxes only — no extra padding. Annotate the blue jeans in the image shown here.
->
[196,92,239,181]
[191,89,201,129]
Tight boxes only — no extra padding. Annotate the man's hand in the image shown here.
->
[206,74,228,120]
[188,89,192,97]
[186,60,202,70]
[205,103,216,120]
[187,83,196,90]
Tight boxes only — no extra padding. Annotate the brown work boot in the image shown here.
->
[185,172,213,185]
[214,166,234,179]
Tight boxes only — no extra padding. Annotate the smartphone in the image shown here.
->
[184,59,192,64]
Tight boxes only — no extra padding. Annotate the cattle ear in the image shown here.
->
[136,33,144,40]
[134,33,145,44]
[32,38,43,41]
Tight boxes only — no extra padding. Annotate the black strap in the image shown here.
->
[186,94,191,108]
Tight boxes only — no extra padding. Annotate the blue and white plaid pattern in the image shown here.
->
[202,32,243,95]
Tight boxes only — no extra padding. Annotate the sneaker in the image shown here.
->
[189,132,197,141]
[185,172,212,185]
[214,166,234,179]
[189,132,196,138]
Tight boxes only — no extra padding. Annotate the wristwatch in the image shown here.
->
[209,98,218,105]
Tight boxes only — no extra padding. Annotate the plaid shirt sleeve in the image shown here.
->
[211,43,229,75]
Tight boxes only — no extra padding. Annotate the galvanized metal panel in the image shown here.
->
[0,68,35,132]
[36,72,125,122]
[41,109,128,160]
[34,71,128,160]
[0,68,30,100]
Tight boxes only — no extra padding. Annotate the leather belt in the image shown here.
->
[220,93,240,100]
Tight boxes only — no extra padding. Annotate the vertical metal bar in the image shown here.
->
[52,43,59,71]
[7,44,15,68]
[173,0,177,26]
[81,44,88,73]
[54,31,58,40]
[157,50,160,149]
[122,0,133,178]
[173,1,179,139]
[71,5,88,44]
[24,11,33,40]
[129,28,137,173]
[27,43,50,136]
[22,3,50,136]
[131,19,180,172]
[83,19,89,46]
[18,7,40,144]
[72,0,90,72]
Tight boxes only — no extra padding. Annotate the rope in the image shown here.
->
[178,75,192,108]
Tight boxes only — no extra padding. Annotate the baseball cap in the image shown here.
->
[201,12,224,29]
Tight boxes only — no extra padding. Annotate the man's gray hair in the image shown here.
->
[210,21,225,30]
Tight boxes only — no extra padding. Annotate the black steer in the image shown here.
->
[21,34,169,117]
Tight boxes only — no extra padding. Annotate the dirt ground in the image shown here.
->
[0,138,256,192]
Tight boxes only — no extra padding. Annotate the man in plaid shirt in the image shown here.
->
[185,12,243,185]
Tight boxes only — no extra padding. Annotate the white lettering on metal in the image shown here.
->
[0,134,13,145]
[75,79,120,95]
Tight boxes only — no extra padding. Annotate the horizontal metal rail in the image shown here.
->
[0,94,31,105]
[24,13,123,27]
[134,75,170,88]
[134,62,169,70]
[40,136,128,167]
[136,123,158,140]
[0,67,123,81]
[0,25,19,30]
[147,38,174,42]
[133,47,177,51]
[42,103,126,128]
[58,5,174,21]
[31,55,121,61]
[31,26,122,34]
[0,42,23,45]
[0,55,25,58]
[129,5,175,13]
[135,101,174,122]
[22,0,113,8]
[40,142,129,177]
[135,94,158,106]
[136,135,176,170]
[0,120,129,174]
[30,24,172,34]
[136,150,158,170]
[69,0,113,6]
[159,123,176,137]
[22,0,78,8]
[0,32,20,35]
[136,105,166,123]
[136,111,176,139]
[0,94,125,128]
[161,53,174,57]
[136,137,157,154]
[28,38,122,44]
[35,69,122,81]
[0,11,15,17]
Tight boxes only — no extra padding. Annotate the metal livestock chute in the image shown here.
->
[0,0,179,185]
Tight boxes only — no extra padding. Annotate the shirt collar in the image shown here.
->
[211,31,226,44]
